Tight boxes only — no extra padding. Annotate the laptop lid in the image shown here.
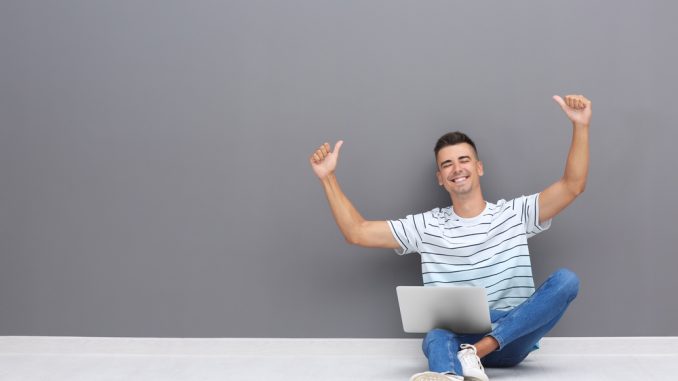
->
[396,286,492,334]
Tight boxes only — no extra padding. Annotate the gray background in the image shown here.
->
[1,0,676,338]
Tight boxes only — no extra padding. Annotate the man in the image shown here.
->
[309,95,591,381]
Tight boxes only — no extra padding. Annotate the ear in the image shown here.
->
[477,160,484,177]
[436,170,443,186]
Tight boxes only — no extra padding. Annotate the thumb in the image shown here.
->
[553,95,567,111]
[333,140,344,156]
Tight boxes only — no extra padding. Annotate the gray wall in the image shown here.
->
[1,0,677,338]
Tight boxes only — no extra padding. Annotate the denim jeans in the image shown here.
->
[422,268,580,374]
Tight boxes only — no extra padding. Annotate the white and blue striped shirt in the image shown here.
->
[388,193,551,311]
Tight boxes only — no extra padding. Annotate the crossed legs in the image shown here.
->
[422,268,580,373]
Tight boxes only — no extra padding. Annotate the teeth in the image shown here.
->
[452,177,467,183]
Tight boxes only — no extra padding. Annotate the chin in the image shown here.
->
[452,184,474,195]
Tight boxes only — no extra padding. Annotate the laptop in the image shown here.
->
[396,286,492,334]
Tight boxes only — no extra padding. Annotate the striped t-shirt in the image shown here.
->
[388,193,551,311]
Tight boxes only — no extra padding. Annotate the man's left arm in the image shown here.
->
[538,94,592,225]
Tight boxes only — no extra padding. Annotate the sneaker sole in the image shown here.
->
[462,376,489,381]
[410,372,463,381]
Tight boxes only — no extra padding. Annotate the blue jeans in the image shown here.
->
[422,268,580,374]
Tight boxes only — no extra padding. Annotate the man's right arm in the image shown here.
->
[310,141,400,249]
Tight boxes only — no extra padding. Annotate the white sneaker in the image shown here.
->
[457,344,489,381]
[409,371,464,381]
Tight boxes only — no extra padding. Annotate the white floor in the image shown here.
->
[1,336,677,380]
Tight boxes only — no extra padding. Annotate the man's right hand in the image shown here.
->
[309,140,343,180]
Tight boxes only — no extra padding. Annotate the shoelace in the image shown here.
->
[459,343,485,371]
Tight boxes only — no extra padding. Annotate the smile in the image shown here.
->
[450,176,469,184]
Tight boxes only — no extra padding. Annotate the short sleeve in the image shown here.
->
[509,193,551,239]
[387,213,425,255]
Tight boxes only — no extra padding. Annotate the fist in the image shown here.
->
[553,94,592,126]
[309,141,344,180]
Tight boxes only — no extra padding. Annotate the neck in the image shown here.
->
[451,190,486,218]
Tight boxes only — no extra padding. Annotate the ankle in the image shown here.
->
[472,336,499,358]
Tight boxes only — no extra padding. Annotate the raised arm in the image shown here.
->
[309,141,400,249]
[538,95,592,224]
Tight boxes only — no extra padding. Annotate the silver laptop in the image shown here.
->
[396,286,492,334]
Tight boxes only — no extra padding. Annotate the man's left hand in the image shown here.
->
[553,94,592,126]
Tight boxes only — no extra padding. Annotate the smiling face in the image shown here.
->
[435,143,484,197]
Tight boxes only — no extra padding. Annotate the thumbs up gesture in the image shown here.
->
[309,141,344,180]
[553,94,592,126]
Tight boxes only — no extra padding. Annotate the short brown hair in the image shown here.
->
[434,131,478,160]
